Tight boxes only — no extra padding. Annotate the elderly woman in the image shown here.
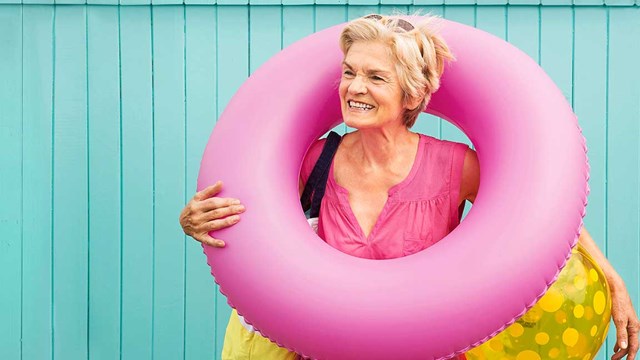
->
[180,14,639,360]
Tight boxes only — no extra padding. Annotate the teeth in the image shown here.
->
[349,100,374,110]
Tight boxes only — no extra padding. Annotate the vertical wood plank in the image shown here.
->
[120,6,154,360]
[441,5,473,146]
[185,0,216,6]
[315,5,346,31]
[605,0,635,5]
[53,5,89,359]
[414,0,445,4]
[379,4,407,15]
[23,0,54,5]
[87,5,121,359]
[184,6,218,360]
[444,0,475,4]
[574,5,608,289]
[606,8,640,359]
[541,0,571,4]
[21,5,54,360]
[348,0,380,5]
[87,0,118,5]
[506,5,539,62]
[574,0,604,4]
[346,4,379,20]
[249,5,281,73]
[215,6,249,356]
[315,6,347,136]
[0,5,22,360]
[282,6,315,47]
[509,0,540,4]
[120,0,150,6]
[151,6,186,360]
[574,8,609,359]
[540,6,572,105]
[409,5,443,139]
[55,0,87,5]
[476,5,506,40]
[381,0,412,6]
[316,0,346,5]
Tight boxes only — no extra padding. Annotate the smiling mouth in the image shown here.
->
[348,100,375,111]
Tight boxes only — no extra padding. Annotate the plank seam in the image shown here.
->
[117,5,124,360]
[149,5,156,360]
[20,5,25,359]
[51,6,56,360]
[182,4,188,360]
[85,7,92,359]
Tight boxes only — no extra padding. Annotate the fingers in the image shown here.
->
[197,233,226,248]
[628,320,640,360]
[188,216,240,248]
[203,215,241,232]
[196,197,242,213]
[195,180,224,201]
[617,318,630,354]
[611,318,630,360]
[198,204,245,223]
[612,349,629,360]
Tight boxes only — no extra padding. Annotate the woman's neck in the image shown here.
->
[349,126,418,170]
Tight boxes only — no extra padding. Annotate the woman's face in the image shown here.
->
[339,40,409,129]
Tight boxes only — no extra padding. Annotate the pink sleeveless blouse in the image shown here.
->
[299,134,469,359]
[301,134,469,260]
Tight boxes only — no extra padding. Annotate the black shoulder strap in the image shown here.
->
[300,131,342,218]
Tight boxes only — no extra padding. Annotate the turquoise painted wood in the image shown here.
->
[119,6,155,359]
[21,5,54,360]
[52,6,90,359]
[184,6,218,360]
[87,5,121,359]
[151,6,188,360]
[1,4,639,360]
[0,5,22,360]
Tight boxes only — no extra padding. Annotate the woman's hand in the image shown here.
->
[611,280,640,360]
[179,180,245,248]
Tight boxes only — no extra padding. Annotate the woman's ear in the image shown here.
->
[405,95,423,111]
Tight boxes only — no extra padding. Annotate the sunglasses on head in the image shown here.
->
[363,14,415,32]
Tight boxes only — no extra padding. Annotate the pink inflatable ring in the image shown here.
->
[197,18,589,360]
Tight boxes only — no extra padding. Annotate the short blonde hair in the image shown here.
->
[339,14,455,128]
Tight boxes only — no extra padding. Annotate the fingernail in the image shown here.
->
[217,241,225,247]
[232,199,241,205]
[622,341,627,349]
[238,205,245,211]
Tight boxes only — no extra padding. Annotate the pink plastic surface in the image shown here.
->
[197,19,589,360]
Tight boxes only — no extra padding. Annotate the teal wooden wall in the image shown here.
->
[0,3,638,360]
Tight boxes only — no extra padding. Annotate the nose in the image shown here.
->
[348,75,367,95]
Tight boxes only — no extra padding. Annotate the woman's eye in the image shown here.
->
[343,70,354,77]
[372,76,385,81]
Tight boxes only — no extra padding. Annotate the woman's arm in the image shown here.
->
[579,227,639,360]
[578,227,623,291]
[460,148,480,205]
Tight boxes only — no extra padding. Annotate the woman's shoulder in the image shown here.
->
[416,133,469,152]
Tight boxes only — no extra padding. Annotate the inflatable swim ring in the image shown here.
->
[197,17,589,360]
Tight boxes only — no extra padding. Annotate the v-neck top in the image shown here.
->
[301,133,469,260]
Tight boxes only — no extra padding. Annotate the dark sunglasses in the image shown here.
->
[363,14,415,32]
